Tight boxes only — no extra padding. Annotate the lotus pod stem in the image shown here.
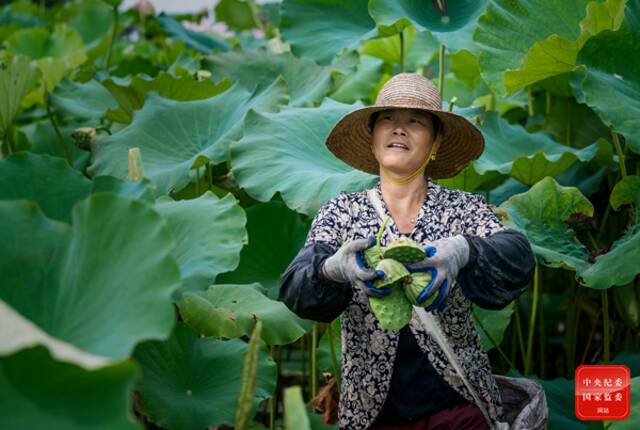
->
[311,323,318,398]
[235,320,263,430]
[127,147,144,181]
[376,216,391,258]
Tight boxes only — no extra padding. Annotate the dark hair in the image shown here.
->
[368,110,441,138]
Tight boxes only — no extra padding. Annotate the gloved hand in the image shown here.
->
[321,237,388,297]
[405,235,470,311]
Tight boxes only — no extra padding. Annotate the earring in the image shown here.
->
[430,153,437,160]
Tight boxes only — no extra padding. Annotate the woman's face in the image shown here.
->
[371,108,438,176]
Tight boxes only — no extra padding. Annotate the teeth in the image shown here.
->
[388,143,408,149]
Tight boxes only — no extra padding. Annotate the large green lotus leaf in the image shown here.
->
[178,284,307,345]
[157,13,230,54]
[610,377,640,429]
[474,0,598,95]
[570,0,640,154]
[436,163,503,193]
[0,55,39,138]
[215,0,259,31]
[449,49,485,90]
[359,26,439,72]
[535,377,586,429]
[0,345,139,430]
[0,299,110,369]
[5,24,87,91]
[155,192,247,295]
[330,55,384,104]
[280,0,378,65]
[0,295,139,429]
[578,176,640,289]
[477,111,600,185]
[91,175,156,203]
[134,322,276,429]
[102,72,232,124]
[216,201,309,299]
[487,178,529,206]
[473,303,513,352]
[230,99,377,215]
[0,152,91,222]
[205,48,357,107]
[504,0,627,94]
[499,177,592,272]
[284,386,311,430]
[369,0,489,54]
[542,95,611,149]
[21,120,91,170]
[49,78,118,120]
[0,195,181,359]
[63,0,114,45]
[89,80,288,195]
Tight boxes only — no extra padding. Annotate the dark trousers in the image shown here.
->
[370,401,489,430]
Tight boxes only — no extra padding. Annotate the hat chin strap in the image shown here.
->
[380,141,438,185]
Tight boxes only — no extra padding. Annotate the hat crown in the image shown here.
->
[375,73,442,110]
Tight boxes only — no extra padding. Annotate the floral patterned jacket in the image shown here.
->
[280,178,536,429]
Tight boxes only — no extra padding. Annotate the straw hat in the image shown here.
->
[325,73,484,179]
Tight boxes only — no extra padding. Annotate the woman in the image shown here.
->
[279,73,540,430]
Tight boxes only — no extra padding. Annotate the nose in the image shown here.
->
[392,124,407,136]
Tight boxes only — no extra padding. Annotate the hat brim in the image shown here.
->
[325,104,484,179]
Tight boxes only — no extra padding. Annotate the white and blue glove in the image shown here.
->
[405,235,470,311]
[321,237,388,297]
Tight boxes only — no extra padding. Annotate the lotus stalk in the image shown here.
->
[524,263,539,376]
[235,321,263,430]
[327,321,341,391]
[106,4,119,69]
[44,91,72,165]
[438,44,445,96]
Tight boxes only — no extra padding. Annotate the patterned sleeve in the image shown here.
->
[304,192,351,250]
[462,192,506,238]
[457,192,535,310]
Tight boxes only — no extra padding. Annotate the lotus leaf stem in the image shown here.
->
[513,298,526,366]
[327,321,341,391]
[438,44,445,96]
[311,323,318,399]
[44,91,72,165]
[524,263,539,376]
[473,309,514,369]
[399,31,405,73]
[602,289,610,363]
[611,131,627,178]
[106,5,119,69]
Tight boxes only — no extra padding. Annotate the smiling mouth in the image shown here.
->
[387,142,409,150]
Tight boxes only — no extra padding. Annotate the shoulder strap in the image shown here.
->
[365,187,501,429]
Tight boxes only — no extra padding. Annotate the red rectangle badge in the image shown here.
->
[575,365,631,421]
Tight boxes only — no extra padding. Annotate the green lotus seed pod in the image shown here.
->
[383,236,426,264]
[363,246,383,269]
[368,281,413,330]
[404,272,437,307]
[373,258,410,289]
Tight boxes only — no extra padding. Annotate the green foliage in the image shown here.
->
[1,0,639,428]
[133,322,276,430]
[178,283,307,345]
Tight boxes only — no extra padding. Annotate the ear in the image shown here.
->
[433,131,443,153]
